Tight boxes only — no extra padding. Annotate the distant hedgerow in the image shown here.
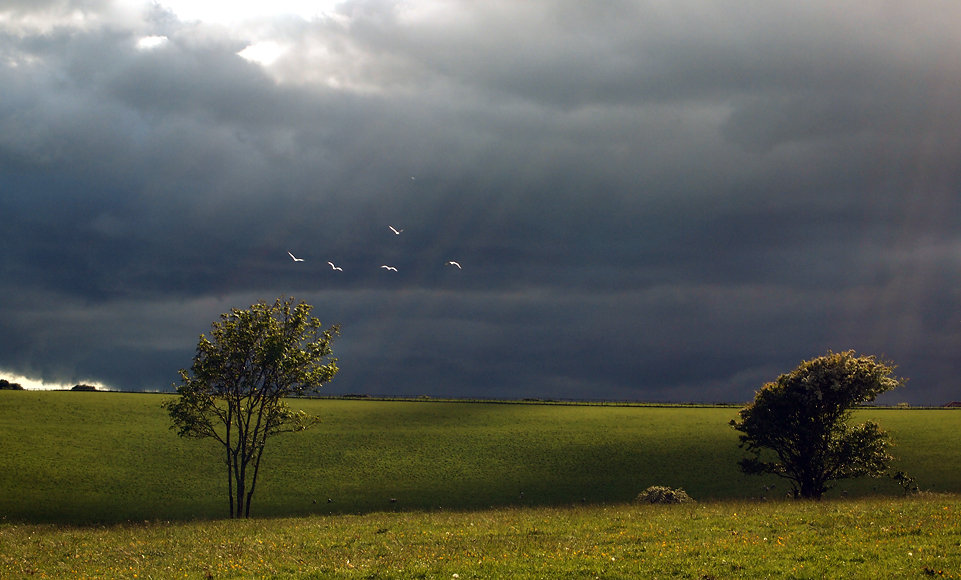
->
[636,485,694,504]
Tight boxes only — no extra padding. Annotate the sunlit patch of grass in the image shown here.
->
[1,496,958,579]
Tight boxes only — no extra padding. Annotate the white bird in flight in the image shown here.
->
[389,225,404,235]
[328,262,343,271]
[381,265,398,271]
[447,261,461,269]
[288,251,304,262]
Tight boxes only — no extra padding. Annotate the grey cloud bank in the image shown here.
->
[1,0,959,404]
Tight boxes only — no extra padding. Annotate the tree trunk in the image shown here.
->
[232,449,246,519]
[226,447,235,519]
[244,441,269,518]
[798,478,825,500]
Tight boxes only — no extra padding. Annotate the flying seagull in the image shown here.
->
[381,265,398,271]
[446,261,461,269]
[288,251,304,262]
[328,262,343,271]
[389,225,404,235]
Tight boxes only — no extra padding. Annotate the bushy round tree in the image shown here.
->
[730,350,903,500]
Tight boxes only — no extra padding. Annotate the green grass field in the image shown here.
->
[2,496,959,579]
[1,392,960,579]
[0,392,959,524]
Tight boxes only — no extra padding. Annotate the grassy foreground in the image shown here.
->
[1,495,959,579]
[1,392,960,524]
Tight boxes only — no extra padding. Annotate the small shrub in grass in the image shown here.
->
[636,485,694,504]
[891,470,919,495]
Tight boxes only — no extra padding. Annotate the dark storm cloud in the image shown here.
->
[1,0,960,403]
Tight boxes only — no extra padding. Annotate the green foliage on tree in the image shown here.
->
[163,297,339,518]
[0,379,24,390]
[730,350,903,500]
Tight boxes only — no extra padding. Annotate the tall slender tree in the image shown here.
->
[164,296,339,518]
[731,350,903,500]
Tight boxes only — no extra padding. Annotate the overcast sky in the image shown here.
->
[1,0,959,404]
